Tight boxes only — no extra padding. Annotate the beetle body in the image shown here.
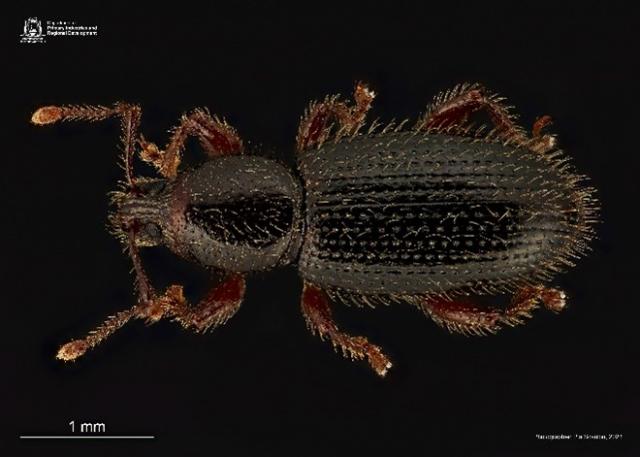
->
[140,132,590,301]
[33,82,598,376]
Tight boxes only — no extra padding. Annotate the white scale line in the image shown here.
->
[20,436,155,439]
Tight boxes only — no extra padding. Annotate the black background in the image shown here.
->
[5,2,639,456]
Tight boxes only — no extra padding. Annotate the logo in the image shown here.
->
[20,17,45,43]
[19,18,98,44]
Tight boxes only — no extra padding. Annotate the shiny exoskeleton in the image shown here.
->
[32,82,598,376]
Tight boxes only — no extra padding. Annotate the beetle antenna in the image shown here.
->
[55,228,157,361]
[31,103,142,191]
[126,227,154,303]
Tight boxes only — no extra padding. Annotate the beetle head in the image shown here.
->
[110,178,169,247]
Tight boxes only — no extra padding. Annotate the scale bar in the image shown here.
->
[20,436,154,440]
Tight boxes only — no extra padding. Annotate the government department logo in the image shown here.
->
[20,17,45,44]
[20,18,98,44]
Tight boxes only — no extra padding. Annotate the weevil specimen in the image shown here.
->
[32,83,598,376]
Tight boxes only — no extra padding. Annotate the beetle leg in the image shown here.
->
[503,285,567,324]
[125,273,246,333]
[300,282,392,377]
[420,296,503,336]
[168,274,246,333]
[528,115,558,154]
[138,108,244,180]
[415,83,529,144]
[32,103,142,187]
[296,81,375,152]
[420,285,567,336]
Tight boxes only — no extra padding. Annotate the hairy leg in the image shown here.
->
[420,285,567,336]
[415,83,528,143]
[139,108,244,179]
[529,114,557,154]
[300,282,392,377]
[170,274,246,333]
[296,81,375,152]
[415,83,559,153]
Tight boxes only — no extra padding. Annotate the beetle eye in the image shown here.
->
[144,223,161,239]
[143,180,166,196]
[149,181,166,196]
